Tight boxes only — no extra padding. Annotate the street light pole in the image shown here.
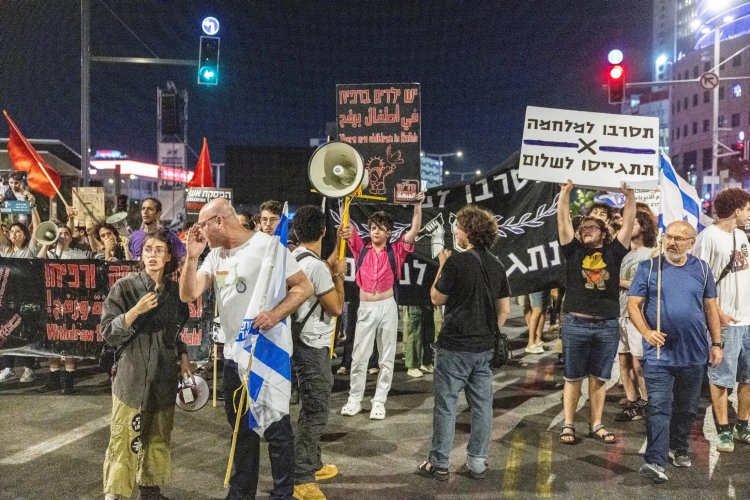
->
[711,26,720,198]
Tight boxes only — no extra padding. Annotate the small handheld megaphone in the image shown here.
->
[308,141,367,198]
[106,211,131,236]
[34,221,59,246]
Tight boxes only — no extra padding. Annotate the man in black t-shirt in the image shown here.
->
[417,205,511,482]
[557,180,635,446]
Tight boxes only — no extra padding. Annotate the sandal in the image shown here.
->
[417,461,449,481]
[589,423,616,444]
[559,423,577,445]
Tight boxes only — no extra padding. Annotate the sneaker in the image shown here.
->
[733,425,750,445]
[615,401,644,422]
[0,367,14,382]
[419,364,434,374]
[369,401,386,420]
[293,482,326,500]
[340,399,361,416]
[336,366,348,375]
[407,368,424,378]
[668,450,692,468]
[524,344,544,354]
[367,367,379,375]
[314,464,338,481]
[717,431,735,452]
[639,462,668,483]
[19,367,35,383]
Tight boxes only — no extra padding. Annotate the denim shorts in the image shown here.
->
[523,291,550,312]
[562,313,619,381]
[708,325,750,388]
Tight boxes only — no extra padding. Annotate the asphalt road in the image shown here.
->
[1,306,748,500]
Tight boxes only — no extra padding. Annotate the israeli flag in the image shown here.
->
[231,204,292,435]
[658,154,712,233]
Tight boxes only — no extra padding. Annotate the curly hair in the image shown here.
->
[713,188,750,219]
[140,230,178,274]
[455,205,498,250]
[93,223,121,244]
[588,202,613,221]
[635,211,657,248]
[293,205,326,243]
[367,211,393,232]
[576,216,613,246]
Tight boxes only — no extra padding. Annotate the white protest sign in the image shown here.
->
[519,106,659,190]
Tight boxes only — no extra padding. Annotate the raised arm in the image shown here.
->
[179,225,211,302]
[403,192,425,244]
[557,180,574,245]
[617,187,636,248]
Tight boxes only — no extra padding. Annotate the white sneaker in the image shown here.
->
[524,344,544,354]
[420,364,434,374]
[368,367,380,375]
[19,367,35,383]
[407,368,424,378]
[370,401,386,420]
[336,366,348,375]
[340,399,361,416]
[0,367,14,382]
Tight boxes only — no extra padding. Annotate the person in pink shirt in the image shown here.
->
[339,193,424,419]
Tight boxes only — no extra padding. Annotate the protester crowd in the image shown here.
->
[1,169,750,498]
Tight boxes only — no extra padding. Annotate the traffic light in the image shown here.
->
[198,36,220,85]
[607,49,625,104]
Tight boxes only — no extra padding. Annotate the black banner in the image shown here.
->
[0,259,213,361]
[330,153,564,304]
[336,83,421,203]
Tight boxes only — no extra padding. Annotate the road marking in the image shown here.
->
[0,414,110,465]
[703,405,720,479]
[536,432,553,497]
[502,431,524,496]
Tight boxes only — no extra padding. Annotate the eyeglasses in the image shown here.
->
[260,216,279,225]
[142,246,167,256]
[195,214,221,229]
[579,225,602,233]
[664,234,693,243]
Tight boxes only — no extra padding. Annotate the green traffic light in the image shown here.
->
[199,66,217,84]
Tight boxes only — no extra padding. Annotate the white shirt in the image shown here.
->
[199,231,301,360]
[693,225,750,325]
[292,246,335,349]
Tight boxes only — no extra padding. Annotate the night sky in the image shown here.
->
[0,0,652,174]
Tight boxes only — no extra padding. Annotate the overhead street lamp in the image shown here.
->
[444,169,483,181]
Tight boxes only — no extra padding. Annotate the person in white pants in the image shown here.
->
[339,193,424,419]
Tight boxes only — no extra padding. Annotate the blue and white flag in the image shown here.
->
[658,154,712,233]
[231,204,292,435]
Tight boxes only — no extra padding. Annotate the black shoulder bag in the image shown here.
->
[469,250,511,368]
[715,229,737,286]
[292,251,321,337]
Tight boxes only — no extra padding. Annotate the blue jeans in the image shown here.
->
[643,361,705,466]
[430,347,493,474]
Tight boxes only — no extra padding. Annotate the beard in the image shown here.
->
[664,247,686,264]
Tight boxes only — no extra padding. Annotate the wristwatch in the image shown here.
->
[711,341,724,349]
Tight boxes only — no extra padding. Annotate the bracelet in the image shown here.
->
[334,272,345,280]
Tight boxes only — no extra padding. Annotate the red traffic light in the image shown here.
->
[609,65,624,80]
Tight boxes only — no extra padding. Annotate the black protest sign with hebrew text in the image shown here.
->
[328,153,565,304]
[336,83,421,203]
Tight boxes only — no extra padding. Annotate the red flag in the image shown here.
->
[187,137,214,188]
[3,110,61,198]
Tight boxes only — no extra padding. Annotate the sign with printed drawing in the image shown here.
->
[519,106,659,190]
